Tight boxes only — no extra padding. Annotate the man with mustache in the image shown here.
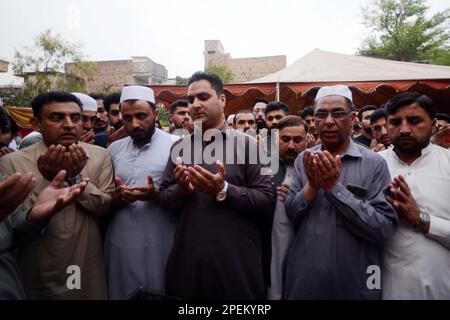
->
[268,115,307,299]
[265,102,290,130]
[300,106,318,148]
[233,109,257,134]
[253,98,268,133]
[158,71,275,299]
[0,91,114,299]
[104,86,179,299]
[380,92,450,299]
[104,92,129,144]
[353,105,377,148]
[75,92,98,145]
[169,99,193,136]
[370,108,391,152]
[284,85,397,299]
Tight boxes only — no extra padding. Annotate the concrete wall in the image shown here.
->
[204,40,286,83]
[0,60,8,73]
[66,60,134,93]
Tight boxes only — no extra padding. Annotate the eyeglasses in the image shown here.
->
[314,110,352,119]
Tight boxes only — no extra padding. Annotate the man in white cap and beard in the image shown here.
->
[104,85,179,299]
[72,93,97,145]
[283,85,398,299]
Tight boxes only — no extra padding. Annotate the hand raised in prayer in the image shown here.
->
[315,150,342,193]
[0,146,15,157]
[122,176,157,202]
[371,143,386,152]
[432,124,450,149]
[62,144,87,178]
[277,184,289,202]
[108,126,129,144]
[305,133,316,149]
[0,172,35,222]
[186,160,226,197]
[37,145,67,181]
[80,130,95,144]
[386,175,424,231]
[29,170,88,223]
[303,149,319,189]
[174,157,194,194]
[182,120,194,135]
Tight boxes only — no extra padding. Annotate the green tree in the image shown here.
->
[358,0,450,65]
[157,103,170,127]
[205,65,234,84]
[175,76,189,85]
[11,29,96,107]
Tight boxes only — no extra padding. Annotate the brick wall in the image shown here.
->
[66,60,133,93]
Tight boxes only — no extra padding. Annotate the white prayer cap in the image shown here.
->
[72,92,97,112]
[120,85,155,104]
[227,114,235,124]
[315,85,353,103]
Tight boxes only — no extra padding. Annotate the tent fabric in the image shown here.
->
[5,106,33,128]
[148,49,449,115]
[248,49,450,83]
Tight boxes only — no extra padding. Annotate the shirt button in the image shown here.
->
[337,192,342,197]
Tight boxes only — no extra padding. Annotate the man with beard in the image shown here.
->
[104,92,123,130]
[158,71,275,299]
[353,105,377,148]
[104,92,129,144]
[253,99,268,133]
[0,91,114,299]
[379,92,450,299]
[73,92,98,146]
[265,102,290,130]
[104,85,179,299]
[169,100,193,136]
[268,115,307,300]
[283,85,397,299]
[300,106,318,148]
[432,113,450,149]
[90,94,109,148]
[370,108,391,152]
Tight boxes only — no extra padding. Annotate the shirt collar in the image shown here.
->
[131,128,160,149]
[391,140,434,163]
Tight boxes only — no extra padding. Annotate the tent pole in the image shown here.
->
[276,81,280,102]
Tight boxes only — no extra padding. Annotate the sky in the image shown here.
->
[0,0,448,78]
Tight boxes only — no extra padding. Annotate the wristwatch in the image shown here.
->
[418,212,430,232]
[66,173,82,186]
[414,212,430,233]
[216,181,228,202]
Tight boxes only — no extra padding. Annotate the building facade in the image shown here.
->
[65,56,168,93]
[204,40,286,83]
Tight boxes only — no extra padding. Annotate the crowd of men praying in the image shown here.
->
[0,71,449,300]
